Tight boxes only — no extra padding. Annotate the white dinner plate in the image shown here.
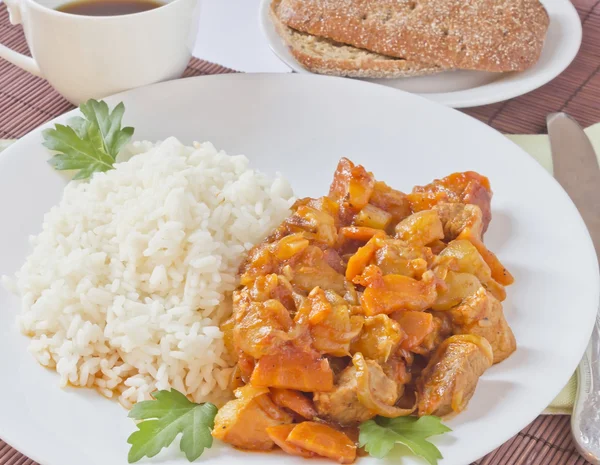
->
[259,0,582,108]
[0,74,598,465]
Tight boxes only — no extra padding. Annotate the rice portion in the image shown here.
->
[5,137,294,408]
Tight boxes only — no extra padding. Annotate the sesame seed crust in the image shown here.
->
[277,0,549,72]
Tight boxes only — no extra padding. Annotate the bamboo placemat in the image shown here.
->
[1,1,599,464]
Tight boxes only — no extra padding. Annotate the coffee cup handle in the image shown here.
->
[0,0,42,76]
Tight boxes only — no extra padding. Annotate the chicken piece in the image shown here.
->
[395,210,445,246]
[329,157,375,211]
[272,233,310,260]
[440,240,506,301]
[213,385,293,450]
[250,344,334,392]
[352,353,415,418]
[369,181,412,226]
[417,313,453,354]
[381,356,412,386]
[221,316,237,362]
[297,286,332,326]
[323,248,346,274]
[239,244,277,286]
[236,352,256,383]
[432,203,514,286]
[350,314,404,363]
[408,171,492,233]
[305,196,341,220]
[417,334,493,417]
[313,357,400,425]
[428,239,447,255]
[293,204,338,247]
[307,288,364,357]
[432,271,482,311]
[266,196,339,245]
[360,271,438,316]
[247,273,297,310]
[233,288,294,359]
[374,237,432,278]
[432,202,483,242]
[450,287,516,364]
[292,246,347,295]
[286,422,357,464]
[458,229,515,286]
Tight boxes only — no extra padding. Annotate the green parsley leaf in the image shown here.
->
[127,389,218,463]
[377,416,452,438]
[359,416,451,465]
[79,100,134,157]
[358,420,402,459]
[42,99,134,180]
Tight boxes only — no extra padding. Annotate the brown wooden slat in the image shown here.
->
[0,0,598,464]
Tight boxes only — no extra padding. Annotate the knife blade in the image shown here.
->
[547,113,600,259]
[547,112,600,465]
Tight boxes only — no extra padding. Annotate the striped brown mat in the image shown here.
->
[0,1,598,465]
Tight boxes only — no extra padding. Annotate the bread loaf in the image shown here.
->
[277,0,549,72]
[271,0,440,78]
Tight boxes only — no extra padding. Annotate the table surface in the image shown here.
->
[1,1,599,465]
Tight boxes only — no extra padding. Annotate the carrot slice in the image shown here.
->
[307,287,333,325]
[360,273,437,316]
[266,424,315,458]
[251,346,334,392]
[393,311,434,350]
[459,230,514,285]
[271,388,317,419]
[345,234,384,280]
[351,264,384,288]
[340,226,381,242]
[286,422,357,464]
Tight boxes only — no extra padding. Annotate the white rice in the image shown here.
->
[3,137,294,408]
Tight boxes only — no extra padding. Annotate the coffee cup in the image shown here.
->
[0,0,201,104]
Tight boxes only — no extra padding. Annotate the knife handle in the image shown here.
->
[572,310,600,465]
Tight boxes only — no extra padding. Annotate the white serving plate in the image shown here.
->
[259,0,582,108]
[0,73,598,465]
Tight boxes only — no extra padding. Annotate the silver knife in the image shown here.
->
[547,112,600,465]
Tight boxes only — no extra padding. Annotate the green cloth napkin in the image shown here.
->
[0,140,14,152]
[2,124,600,414]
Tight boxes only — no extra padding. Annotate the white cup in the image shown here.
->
[0,0,201,104]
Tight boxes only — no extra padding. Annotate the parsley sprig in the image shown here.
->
[125,389,451,464]
[127,390,217,463]
[359,416,452,465]
[42,99,133,180]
